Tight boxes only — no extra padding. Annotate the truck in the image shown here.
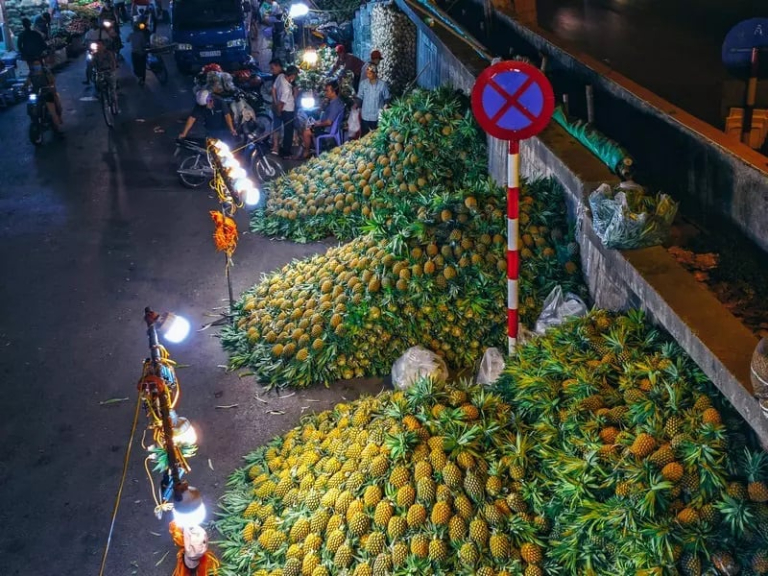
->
[171,0,251,74]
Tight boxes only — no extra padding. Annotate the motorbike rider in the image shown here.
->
[24,59,64,136]
[178,90,238,145]
[82,17,102,83]
[127,18,150,86]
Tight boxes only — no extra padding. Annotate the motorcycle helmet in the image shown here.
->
[201,63,222,73]
[196,89,211,106]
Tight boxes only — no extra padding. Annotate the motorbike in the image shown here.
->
[175,130,284,190]
[27,89,54,145]
[146,47,170,85]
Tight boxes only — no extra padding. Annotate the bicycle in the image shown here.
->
[94,69,119,128]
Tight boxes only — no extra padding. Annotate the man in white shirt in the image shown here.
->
[275,65,298,157]
[269,58,284,155]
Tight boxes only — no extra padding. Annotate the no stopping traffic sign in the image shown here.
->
[471,61,555,141]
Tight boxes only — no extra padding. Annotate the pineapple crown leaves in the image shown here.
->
[741,447,768,482]
[715,494,756,537]
[384,430,420,462]
[442,422,483,457]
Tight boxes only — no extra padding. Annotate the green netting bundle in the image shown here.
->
[552,106,631,174]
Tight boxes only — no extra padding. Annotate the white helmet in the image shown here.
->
[196,89,211,106]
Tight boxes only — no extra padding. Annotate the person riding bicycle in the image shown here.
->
[91,40,119,110]
[24,59,64,135]
[178,89,238,144]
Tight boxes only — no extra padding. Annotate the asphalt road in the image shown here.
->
[536,0,764,128]
[0,30,384,575]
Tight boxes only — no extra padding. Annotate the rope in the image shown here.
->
[144,455,175,519]
[97,390,142,576]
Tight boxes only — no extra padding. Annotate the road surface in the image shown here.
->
[0,28,383,575]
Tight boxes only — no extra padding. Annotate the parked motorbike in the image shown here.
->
[175,137,212,188]
[27,90,54,145]
[175,131,284,190]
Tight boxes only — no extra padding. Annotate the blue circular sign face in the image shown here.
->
[471,61,554,141]
[722,18,768,77]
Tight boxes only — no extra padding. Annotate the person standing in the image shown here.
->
[17,17,48,65]
[275,65,298,158]
[269,58,284,155]
[32,12,51,40]
[356,64,390,135]
[128,21,150,85]
[360,49,382,80]
[329,44,364,88]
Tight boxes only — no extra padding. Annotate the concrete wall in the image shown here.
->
[446,0,768,256]
[394,0,766,445]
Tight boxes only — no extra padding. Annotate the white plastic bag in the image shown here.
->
[391,346,449,390]
[476,347,505,386]
[534,285,588,335]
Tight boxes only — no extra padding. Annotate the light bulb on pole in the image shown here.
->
[171,412,198,446]
[302,49,318,66]
[156,312,191,344]
[172,485,207,528]
[289,2,309,18]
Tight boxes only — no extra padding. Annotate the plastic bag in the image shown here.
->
[476,347,505,386]
[391,346,449,390]
[534,285,588,335]
[589,183,678,250]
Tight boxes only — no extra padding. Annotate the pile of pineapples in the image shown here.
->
[251,88,487,243]
[222,177,584,389]
[496,309,768,574]
[217,312,768,575]
[217,378,550,576]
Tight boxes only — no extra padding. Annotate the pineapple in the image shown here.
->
[469,517,490,546]
[349,512,370,537]
[334,544,354,568]
[390,466,410,488]
[428,537,449,562]
[744,450,768,503]
[464,469,485,502]
[392,541,409,566]
[325,530,345,554]
[374,500,394,527]
[365,532,386,555]
[416,476,436,504]
[454,494,474,520]
[284,558,301,576]
[448,515,467,541]
[753,551,768,574]
[414,460,433,482]
[661,461,684,483]
[430,501,452,525]
[387,515,408,540]
[242,522,256,542]
[372,553,392,576]
[458,541,479,565]
[676,507,699,524]
[364,485,383,507]
[680,552,701,576]
[442,462,463,489]
[524,567,543,576]
[410,533,429,558]
[520,542,543,565]
[629,433,657,458]
[489,532,511,559]
[396,484,416,508]
[648,445,675,467]
[664,416,683,439]
[407,503,427,527]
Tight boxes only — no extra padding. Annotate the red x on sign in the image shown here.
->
[471,61,554,141]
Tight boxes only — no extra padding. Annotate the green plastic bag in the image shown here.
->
[589,183,678,249]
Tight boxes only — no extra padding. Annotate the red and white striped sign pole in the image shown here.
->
[507,140,520,352]
[471,61,554,354]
